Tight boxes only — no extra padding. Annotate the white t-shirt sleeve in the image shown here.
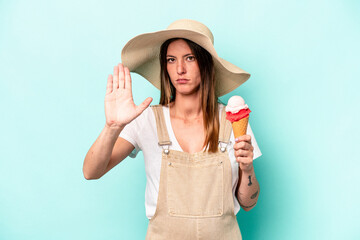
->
[247,123,262,160]
[118,110,147,158]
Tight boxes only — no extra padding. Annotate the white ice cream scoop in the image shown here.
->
[225,96,249,114]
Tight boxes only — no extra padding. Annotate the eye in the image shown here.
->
[186,56,195,61]
[167,58,175,63]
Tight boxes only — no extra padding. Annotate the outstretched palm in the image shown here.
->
[105,63,152,129]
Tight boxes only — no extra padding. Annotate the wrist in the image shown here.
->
[105,122,126,131]
[239,164,254,175]
[104,123,125,136]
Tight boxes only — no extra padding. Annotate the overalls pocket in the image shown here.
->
[166,160,224,218]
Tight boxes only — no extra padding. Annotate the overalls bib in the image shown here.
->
[146,105,242,240]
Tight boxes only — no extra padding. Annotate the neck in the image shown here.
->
[170,92,202,120]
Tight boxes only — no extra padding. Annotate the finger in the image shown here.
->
[237,151,254,159]
[239,160,251,166]
[124,67,131,90]
[135,97,153,116]
[119,63,125,89]
[234,141,251,151]
[106,74,113,94]
[237,157,249,164]
[113,65,119,89]
[235,149,249,158]
[237,156,253,165]
[239,134,251,142]
[235,134,251,143]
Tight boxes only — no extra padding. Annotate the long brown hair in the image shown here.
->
[159,38,220,153]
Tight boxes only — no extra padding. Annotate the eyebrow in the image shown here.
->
[166,53,193,58]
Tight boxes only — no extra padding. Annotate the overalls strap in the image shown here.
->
[151,105,172,146]
[219,106,232,144]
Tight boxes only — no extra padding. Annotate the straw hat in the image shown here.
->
[121,19,250,97]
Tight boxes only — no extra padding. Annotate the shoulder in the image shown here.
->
[149,104,168,117]
[217,101,228,117]
[122,105,157,136]
[218,102,225,111]
[125,106,155,131]
[136,105,154,121]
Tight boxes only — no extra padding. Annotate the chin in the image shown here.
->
[174,83,200,95]
[176,88,200,96]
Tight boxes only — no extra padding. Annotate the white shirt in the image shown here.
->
[119,103,262,219]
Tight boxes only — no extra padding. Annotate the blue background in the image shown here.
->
[1,0,359,239]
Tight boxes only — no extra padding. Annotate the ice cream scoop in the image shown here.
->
[225,96,251,138]
[225,95,249,114]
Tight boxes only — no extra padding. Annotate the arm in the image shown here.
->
[233,134,260,211]
[236,166,260,211]
[83,125,134,180]
[83,63,152,180]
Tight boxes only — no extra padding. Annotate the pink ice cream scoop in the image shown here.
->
[225,96,251,123]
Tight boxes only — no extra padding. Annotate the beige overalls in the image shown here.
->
[146,105,242,240]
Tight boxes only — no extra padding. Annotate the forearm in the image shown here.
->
[83,124,124,179]
[236,166,260,211]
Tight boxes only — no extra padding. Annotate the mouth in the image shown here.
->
[176,78,189,83]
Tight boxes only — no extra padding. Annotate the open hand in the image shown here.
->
[104,63,152,129]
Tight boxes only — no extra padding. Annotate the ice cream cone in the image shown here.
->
[232,116,249,139]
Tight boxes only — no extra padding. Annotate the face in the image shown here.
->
[166,39,201,96]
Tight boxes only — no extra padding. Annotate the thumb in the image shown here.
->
[135,97,153,116]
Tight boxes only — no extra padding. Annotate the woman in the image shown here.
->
[83,19,262,239]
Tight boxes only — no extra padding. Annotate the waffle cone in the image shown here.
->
[232,116,249,139]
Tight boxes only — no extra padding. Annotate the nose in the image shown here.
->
[176,60,186,75]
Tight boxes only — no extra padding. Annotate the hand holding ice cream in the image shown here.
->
[226,96,254,172]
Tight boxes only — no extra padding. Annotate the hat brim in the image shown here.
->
[121,29,250,97]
